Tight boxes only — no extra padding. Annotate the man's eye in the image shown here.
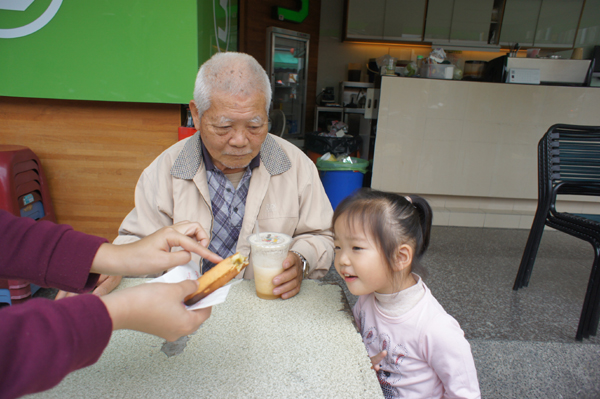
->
[213,126,231,135]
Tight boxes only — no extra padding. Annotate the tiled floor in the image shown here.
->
[322,225,600,398]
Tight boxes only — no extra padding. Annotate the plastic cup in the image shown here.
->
[248,232,292,300]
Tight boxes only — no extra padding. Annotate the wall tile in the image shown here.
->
[432,210,450,226]
[448,211,486,227]
[518,215,535,229]
[478,198,516,213]
[484,213,522,228]
[444,196,481,212]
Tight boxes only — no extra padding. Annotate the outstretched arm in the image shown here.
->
[55,221,222,299]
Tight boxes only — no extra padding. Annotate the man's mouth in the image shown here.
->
[224,151,252,157]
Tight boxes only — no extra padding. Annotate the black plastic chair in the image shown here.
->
[513,124,600,340]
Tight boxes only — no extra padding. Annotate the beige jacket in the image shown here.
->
[114,133,334,279]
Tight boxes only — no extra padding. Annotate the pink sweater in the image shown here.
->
[353,283,480,399]
[0,210,112,399]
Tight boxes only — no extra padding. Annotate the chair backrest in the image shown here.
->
[269,109,286,137]
[540,124,600,198]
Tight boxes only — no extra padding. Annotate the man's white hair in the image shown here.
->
[193,52,272,120]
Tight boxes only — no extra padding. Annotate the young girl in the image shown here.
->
[333,189,480,399]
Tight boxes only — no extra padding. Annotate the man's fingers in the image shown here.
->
[54,290,72,300]
[92,276,122,297]
[272,275,301,299]
[280,285,300,299]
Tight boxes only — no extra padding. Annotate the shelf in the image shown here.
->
[315,106,343,112]
[344,108,366,114]
[340,81,375,89]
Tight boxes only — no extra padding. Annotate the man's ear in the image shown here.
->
[189,100,201,131]
[393,244,413,272]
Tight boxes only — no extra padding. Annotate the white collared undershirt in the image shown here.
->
[374,274,426,318]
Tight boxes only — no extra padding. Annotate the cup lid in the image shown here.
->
[248,232,292,247]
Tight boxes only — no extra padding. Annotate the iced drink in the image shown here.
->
[248,232,292,300]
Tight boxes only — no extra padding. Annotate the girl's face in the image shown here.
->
[333,215,397,296]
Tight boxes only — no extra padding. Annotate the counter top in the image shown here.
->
[371,76,600,229]
[29,279,381,399]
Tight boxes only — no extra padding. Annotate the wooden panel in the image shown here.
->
[0,96,180,241]
[239,0,321,134]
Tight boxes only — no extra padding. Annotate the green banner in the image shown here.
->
[0,0,237,104]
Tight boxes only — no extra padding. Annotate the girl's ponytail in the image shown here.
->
[405,195,433,258]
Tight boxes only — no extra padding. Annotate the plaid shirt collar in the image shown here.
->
[170,132,291,180]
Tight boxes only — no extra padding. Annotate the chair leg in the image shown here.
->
[514,209,547,290]
[576,247,600,340]
[584,248,600,338]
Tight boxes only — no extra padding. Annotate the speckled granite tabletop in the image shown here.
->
[28,279,382,399]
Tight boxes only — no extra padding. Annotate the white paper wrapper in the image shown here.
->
[146,261,240,310]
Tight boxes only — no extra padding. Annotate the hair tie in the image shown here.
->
[405,195,417,209]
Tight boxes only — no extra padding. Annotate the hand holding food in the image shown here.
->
[184,253,249,306]
[101,279,212,341]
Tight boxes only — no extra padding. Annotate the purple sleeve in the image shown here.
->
[0,295,112,398]
[0,210,113,397]
[0,210,107,292]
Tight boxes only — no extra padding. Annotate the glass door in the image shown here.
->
[266,27,309,138]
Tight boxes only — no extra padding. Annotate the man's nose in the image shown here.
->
[228,128,250,147]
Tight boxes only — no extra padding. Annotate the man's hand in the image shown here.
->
[271,251,304,300]
[370,350,387,372]
[100,279,212,341]
[55,275,122,299]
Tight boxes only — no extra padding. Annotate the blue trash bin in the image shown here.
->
[320,170,365,210]
[317,157,369,210]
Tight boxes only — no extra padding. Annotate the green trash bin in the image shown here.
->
[316,157,369,209]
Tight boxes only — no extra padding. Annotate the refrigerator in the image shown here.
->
[266,27,310,137]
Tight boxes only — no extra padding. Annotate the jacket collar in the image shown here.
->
[170,132,291,179]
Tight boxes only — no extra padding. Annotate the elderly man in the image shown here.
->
[86,52,334,299]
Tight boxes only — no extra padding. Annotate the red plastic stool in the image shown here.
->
[0,145,57,304]
[0,145,56,222]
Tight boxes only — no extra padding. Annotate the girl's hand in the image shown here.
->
[370,350,387,371]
